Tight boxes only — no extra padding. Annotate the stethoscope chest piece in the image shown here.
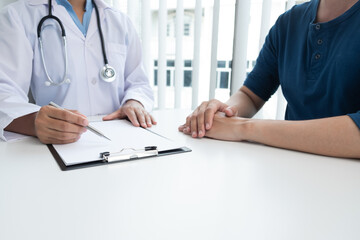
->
[100,64,116,83]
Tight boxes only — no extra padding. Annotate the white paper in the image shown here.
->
[52,120,182,166]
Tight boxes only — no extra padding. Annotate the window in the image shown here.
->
[215,61,232,89]
[153,60,193,87]
[153,69,172,86]
[167,70,171,86]
[166,11,194,38]
[167,60,175,67]
[217,61,226,68]
[219,72,229,89]
[184,60,192,67]
[154,70,158,86]
[184,23,190,36]
[167,24,171,37]
[183,13,193,37]
[184,70,192,87]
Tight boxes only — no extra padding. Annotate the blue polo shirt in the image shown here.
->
[244,0,360,129]
[56,0,93,36]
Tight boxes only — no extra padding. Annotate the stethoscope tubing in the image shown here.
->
[93,0,109,65]
[37,15,66,38]
[37,0,116,86]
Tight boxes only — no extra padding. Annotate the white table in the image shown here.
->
[1,109,360,240]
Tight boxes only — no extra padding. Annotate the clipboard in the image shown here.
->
[47,120,191,171]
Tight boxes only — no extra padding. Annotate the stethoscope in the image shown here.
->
[37,0,117,86]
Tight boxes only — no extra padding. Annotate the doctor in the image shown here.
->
[0,0,156,144]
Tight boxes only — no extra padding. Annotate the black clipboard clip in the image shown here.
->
[99,146,158,163]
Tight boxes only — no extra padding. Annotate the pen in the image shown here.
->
[49,101,111,141]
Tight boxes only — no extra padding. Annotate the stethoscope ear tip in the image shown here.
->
[45,81,51,87]
[65,78,71,84]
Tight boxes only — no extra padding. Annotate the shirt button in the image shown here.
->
[317,39,323,45]
[315,24,321,30]
[91,78,97,85]
[315,53,321,60]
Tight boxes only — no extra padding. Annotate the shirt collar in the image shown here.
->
[85,0,92,12]
[310,0,360,26]
[55,0,92,12]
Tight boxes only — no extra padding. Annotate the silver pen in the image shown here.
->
[49,101,111,141]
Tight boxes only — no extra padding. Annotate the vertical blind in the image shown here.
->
[191,0,202,109]
[157,0,167,109]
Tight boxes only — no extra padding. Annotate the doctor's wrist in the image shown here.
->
[4,112,37,137]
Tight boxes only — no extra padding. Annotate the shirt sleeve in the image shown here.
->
[348,111,360,129]
[0,6,40,141]
[120,17,154,112]
[243,20,281,102]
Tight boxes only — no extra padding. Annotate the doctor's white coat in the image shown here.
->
[0,0,154,140]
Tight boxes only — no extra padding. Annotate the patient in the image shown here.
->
[179,0,360,159]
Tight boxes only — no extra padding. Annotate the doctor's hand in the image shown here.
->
[178,99,238,138]
[34,106,89,144]
[103,100,157,128]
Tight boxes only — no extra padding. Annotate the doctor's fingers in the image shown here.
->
[125,109,141,127]
[125,108,149,128]
[141,111,157,128]
[45,117,88,134]
[69,110,87,119]
[37,128,81,144]
[102,109,124,121]
[39,129,82,144]
[46,135,81,144]
[35,122,84,144]
[121,106,153,128]
[135,110,148,128]
[41,105,88,127]
[147,113,157,127]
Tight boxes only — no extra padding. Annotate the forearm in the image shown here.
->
[243,116,360,158]
[226,86,265,118]
[4,112,37,137]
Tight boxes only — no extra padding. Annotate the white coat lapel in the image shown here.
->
[85,10,98,40]
[86,0,108,40]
